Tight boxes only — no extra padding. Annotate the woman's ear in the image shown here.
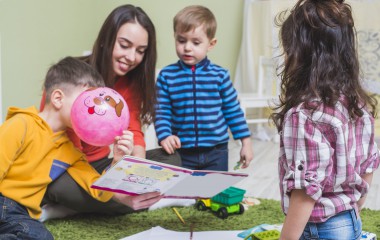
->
[50,89,64,109]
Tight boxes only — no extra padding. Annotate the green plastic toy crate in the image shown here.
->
[211,186,246,205]
[251,230,280,240]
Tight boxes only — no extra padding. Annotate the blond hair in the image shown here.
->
[173,5,217,39]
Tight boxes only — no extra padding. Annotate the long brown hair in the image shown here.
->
[271,0,377,132]
[80,4,157,125]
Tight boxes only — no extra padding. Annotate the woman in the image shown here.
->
[41,4,180,217]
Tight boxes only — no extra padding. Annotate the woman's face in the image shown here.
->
[112,22,148,78]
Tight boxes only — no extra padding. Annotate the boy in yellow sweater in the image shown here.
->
[0,57,161,239]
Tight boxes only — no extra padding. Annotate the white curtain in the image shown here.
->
[234,0,293,93]
[352,1,380,94]
[234,0,380,94]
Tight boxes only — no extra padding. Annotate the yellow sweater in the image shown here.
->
[0,106,113,219]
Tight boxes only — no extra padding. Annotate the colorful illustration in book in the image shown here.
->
[114,164,180,186]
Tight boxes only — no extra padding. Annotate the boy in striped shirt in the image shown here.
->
[155,5,253,171]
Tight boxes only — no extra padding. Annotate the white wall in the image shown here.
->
[0,1,244,118]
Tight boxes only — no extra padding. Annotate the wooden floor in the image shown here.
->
[228,137,380,210]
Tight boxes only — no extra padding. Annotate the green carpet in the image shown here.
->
[45,199,380,239]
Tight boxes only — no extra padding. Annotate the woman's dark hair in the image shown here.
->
[80,4,157,125]
[271,0,377,131]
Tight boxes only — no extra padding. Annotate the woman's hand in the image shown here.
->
[160,135,181,154]
[112,192,163,210]
[112,130,134,164]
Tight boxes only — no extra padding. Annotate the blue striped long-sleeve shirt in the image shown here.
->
[154,58,251,148]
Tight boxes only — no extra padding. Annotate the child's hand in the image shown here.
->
[112,192,162,210]
[240,137,253,168]
[112,130,134,164]
[160,135,181,154]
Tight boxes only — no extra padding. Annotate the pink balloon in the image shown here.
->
[71,87,130,146]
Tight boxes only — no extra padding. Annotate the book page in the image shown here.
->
[92,156,248,198]
[120,226,243,240]
[92,156,191,195]
[165,172,247,198]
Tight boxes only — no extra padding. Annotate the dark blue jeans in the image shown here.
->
[179,143,229,171]
[0,194,54,240]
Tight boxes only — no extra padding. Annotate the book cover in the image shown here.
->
[91,155,248,198]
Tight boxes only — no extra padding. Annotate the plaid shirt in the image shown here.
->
[279,97,380,222]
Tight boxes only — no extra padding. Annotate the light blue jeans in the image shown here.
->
[0,194,54,240]
[300,209,362,240]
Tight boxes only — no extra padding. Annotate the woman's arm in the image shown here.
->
[114,80,147,158]
[132,145,146,158]
[280,189,315,240]
[112,192,162,210]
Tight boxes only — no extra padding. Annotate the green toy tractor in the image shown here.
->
[195,186,246,219]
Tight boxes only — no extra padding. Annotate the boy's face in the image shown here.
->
[174,25,216,66]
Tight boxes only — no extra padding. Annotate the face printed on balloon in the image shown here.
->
[85,89,125,117]
[71,87,130,146]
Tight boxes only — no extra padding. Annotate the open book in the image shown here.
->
[91,156,248,198]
